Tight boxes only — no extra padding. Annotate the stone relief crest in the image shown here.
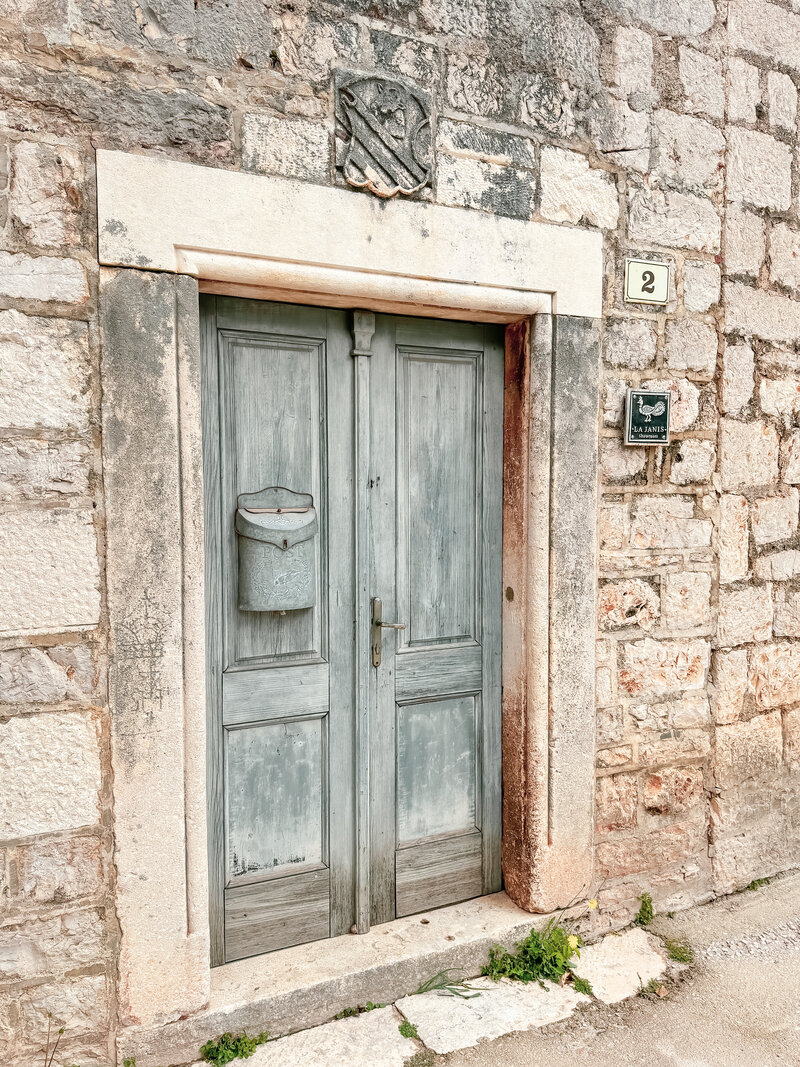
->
[335,71,432,198]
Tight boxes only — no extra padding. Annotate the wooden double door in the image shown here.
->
[202,296,503,965]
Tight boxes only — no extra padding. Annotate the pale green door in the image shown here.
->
[202,297,503,964]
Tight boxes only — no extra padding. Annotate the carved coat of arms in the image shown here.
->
[335,71,432,199]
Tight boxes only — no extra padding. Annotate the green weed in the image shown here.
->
[634,892,654,928]
[414,970,481,998]
[664,938,694,964]
[333,1001,384,1019]
[746,877,771,891]
[199,1031,270,1065]
[572,976,594,996]
[398,1019,420,1040]
[482,919,582,985]
[405,1052,435,1067]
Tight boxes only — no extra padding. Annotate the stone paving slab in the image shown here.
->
[572,928,666,1003]
[395,976,590,1055]
[190,1006,418,1067]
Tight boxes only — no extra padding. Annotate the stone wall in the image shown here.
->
[1,0,800,1061]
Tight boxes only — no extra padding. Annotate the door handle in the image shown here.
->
[371,597,405,667]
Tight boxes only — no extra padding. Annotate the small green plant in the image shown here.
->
[333,1001,384,1019]
[398,1019,420,1040]
[415,970,481,999]
[199,1031,270,1065]
[664,939,694,964]
[482,919,581,985]
[42,1015,64,1067]
[639,977,664,998]
[634,892,654,928]
[405,1052,435,1067]
[746,877,771,891]
[123,1060,137,1067]
[572,976,593,996]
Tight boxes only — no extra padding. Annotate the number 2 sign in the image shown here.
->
[624,258,670,306]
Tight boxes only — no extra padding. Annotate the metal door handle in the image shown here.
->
[371,597,405,667]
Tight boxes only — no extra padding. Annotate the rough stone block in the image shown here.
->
[518,73,576,138]
[0,311,90,431]
[719,419,779,491]
[715,711,783,788]
[784,708,800,768]
[0,646,70,704]
[8,141,82,249]
[0,509,100,636]
[727,57,761,124]
[619,638,710,698]
[669,438,715,485]
[727,273,800,340]
[600,502,627,549]
[436,120,536,168]
[0,251,87,303]
[750,642,800,708]
[713,649,749,725]
[751,490,799,545]
[0,910,104,982]
[773,590,800,638]
[0,711,101,837]
[447,55,511,118]
[754,549,800,581]
[661,571,711,630]
[781,430,800,485]
[539,146,618,229]
[368,29,440,88]
[720,343,754,414]
[670,694,712,729]
[611,26,653,95]
[601,437,647,483]
[603,378,627,428]
[589,98,650,171]
[603,317,656,369]
[595,773,638,833]
[644,767,704,815]
[17,837,103,904]
[630,496,711,549]
[767,71,798,133]
[628,187,720,254]
[679,47,724,120]
[683,260,720,313]
[665,318,717,376]
[640,729,711,767]
[716,586,773,647]
[727,128,792,211]
[0,439,90,499]
[769,224,800,292]
[597,745,633,769]
[19,974,107,1043]
[598,578,659,631]
[596,812,707,878]
[723,207,765,277]
[242,114,330,182]
[436,154,534,219]
[729,0,800,75]
[596,0,715,36]
[652,110,724,191]
[641,378,700,433]
[718,494,749,585]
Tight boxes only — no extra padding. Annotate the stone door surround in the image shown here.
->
[96,149,601,1036]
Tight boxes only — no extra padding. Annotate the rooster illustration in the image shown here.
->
[636,395,666,423]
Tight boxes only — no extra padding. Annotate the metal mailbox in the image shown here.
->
[235,487,317,613]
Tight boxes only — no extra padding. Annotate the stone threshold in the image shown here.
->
[117,892,555,1067]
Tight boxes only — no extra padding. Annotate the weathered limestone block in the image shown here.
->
[600,437,646,482]
[597,705,624,744]
[718,494,749,584]
[665,319,717,376]
[619,637,709,697]
[603,378,627,427]
[0,910,104,982]
[611,26,653,95]
[641,378,700,432]
[596,810,707,878]
[720,343,754,414]
[751,490,799,545]
[0,252,87,303]
[715,711,783,788]
[713,649,749,725]
[595,773,638,834]
[8,141,82,249]
[589,98,650,171]
[242,113,329,182]
[603,317,656,369]
[716,586,773,647]
[719,419,779,491]
[640,730,712,767]
[18,975,107,1044]
[661,571,712,630]
[0,510,100,636]
[628,187,720,254]
[652,111,725,192]
[0,439,90,499]
[600,502,627,549]
[0,711,100,837]
[711,777,800,893]
[669,439,715,485]
[754,548,800,581]
[598,578,659,631]
[447,55,511,118]
[518,73,576,138]
[782,431,800,485]
[683,260,720,313]
[436,155,534,219]
[750,642,800,707]
[525,9,600,89]
[436,120,537,168]
[767,72,798,134]
[729,0,800,75]
[0,646,69,704]
[597,745,633,769]
[189,0,272,70]
[539,147,618,229]
[727,128,792,211]
[773,590,800,638]
[724,207,765,277]
[769,224,800,291]
[784,708,800,768]
[630,496,711,549]
[369,29,440,88]
[644,767,704,815]
[679,47,724,120]
[17,837,103,905]
[670,694,712,728]
[595,0,715,36]
[727,58,761,124]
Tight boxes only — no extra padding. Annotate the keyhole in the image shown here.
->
[641,270,655,295]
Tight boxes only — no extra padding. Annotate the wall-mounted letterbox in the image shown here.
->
[235,487,317,613]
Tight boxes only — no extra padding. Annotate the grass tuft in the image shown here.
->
[634,892,654,928]
[572,976,593,996]
[664,938,694,964]
[399,1019,420,1040]
[745,877,771,892]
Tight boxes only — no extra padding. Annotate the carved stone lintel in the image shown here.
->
[335,69,432,199]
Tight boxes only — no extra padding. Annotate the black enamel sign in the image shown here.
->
[625,388,671,446]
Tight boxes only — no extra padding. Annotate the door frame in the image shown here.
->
[98,150,600,1028]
